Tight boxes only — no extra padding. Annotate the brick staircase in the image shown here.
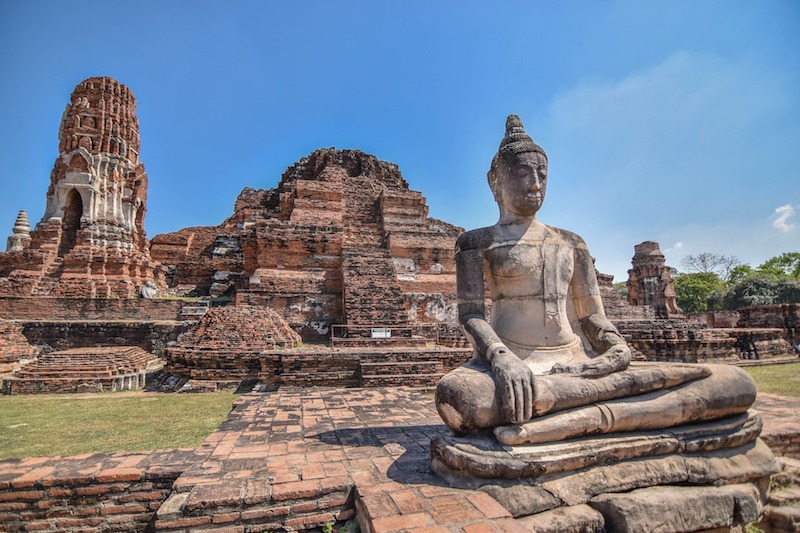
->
[31,257,63,296]
[341,177,408,327]
[358,353,444,388]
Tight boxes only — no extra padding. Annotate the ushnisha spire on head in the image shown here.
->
[488,114,548,200]
[497,114,547,159]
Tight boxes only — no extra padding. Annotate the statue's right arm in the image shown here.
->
[455,233,503,363]
[456,232,533,423]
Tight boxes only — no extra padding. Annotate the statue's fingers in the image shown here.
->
[498,380,515,422]
[514,379,526,423]
[508,383,518,423]
[523,377,533,421]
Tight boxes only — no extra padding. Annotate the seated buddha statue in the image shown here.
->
[435,115,757,446]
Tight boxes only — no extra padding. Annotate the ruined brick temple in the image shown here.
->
[0,77,159,298]
[626,240,682,318]
[151,148,463,341]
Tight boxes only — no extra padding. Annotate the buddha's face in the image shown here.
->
[496,151,548,217]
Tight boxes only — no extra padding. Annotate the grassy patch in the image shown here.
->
[743,362,800,397]
[0,392,237,459]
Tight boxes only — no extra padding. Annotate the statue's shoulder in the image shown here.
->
[456,226,496,253]
[546,225,589,251]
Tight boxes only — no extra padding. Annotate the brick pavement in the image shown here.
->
[153,387,524,532]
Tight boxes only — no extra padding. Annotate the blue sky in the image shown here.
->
[0,1,797,281]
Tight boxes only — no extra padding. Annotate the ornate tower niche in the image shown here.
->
[0,77,160,298]
[626,241,682,318]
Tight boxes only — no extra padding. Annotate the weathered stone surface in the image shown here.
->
[0,77,161,298]
[262,346,471,389]
[0,296,187,321]
[616,319,794,363]
[589,484,762,533]
[432,410,764,483]
[19,319,190,358]
[515,503,605,533]
[481,483,561,517]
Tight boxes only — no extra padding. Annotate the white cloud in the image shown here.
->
[664,241,684,253]
[772,204,797,233]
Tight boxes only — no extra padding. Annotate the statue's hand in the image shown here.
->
[490,347,534,424]
[551,344,631,377]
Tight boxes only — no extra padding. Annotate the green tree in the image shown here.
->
[722,273,800,308]
[673,272,726,313]
[727,264,754,284]
[757,252,800,278]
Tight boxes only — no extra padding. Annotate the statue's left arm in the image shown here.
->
[554,239,631,376]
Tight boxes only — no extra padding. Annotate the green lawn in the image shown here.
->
[743,362,800,397]
[0,392,237,459]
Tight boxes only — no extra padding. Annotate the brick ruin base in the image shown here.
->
[18,321,191,359]
[616,320,795,363]
[0,297,196,360]
[2,346,163,394]
[0,449,203,533]
[165,346,473,390]
[1,388,797,533]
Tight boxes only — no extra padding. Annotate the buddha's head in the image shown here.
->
[488,115,548,219]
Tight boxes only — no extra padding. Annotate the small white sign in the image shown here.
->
[371,327,391,339]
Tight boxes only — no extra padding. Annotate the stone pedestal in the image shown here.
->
[431,411,778,532]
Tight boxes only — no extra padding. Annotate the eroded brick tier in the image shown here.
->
[739,303,800,351]
[0,319,37,372]
[152,149,463,341]
[0,77,160,298]
[1,346,162,394]
[165,305,302,381]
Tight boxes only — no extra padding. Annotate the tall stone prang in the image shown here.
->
[627,241,682,318]
[0,77,160,297]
